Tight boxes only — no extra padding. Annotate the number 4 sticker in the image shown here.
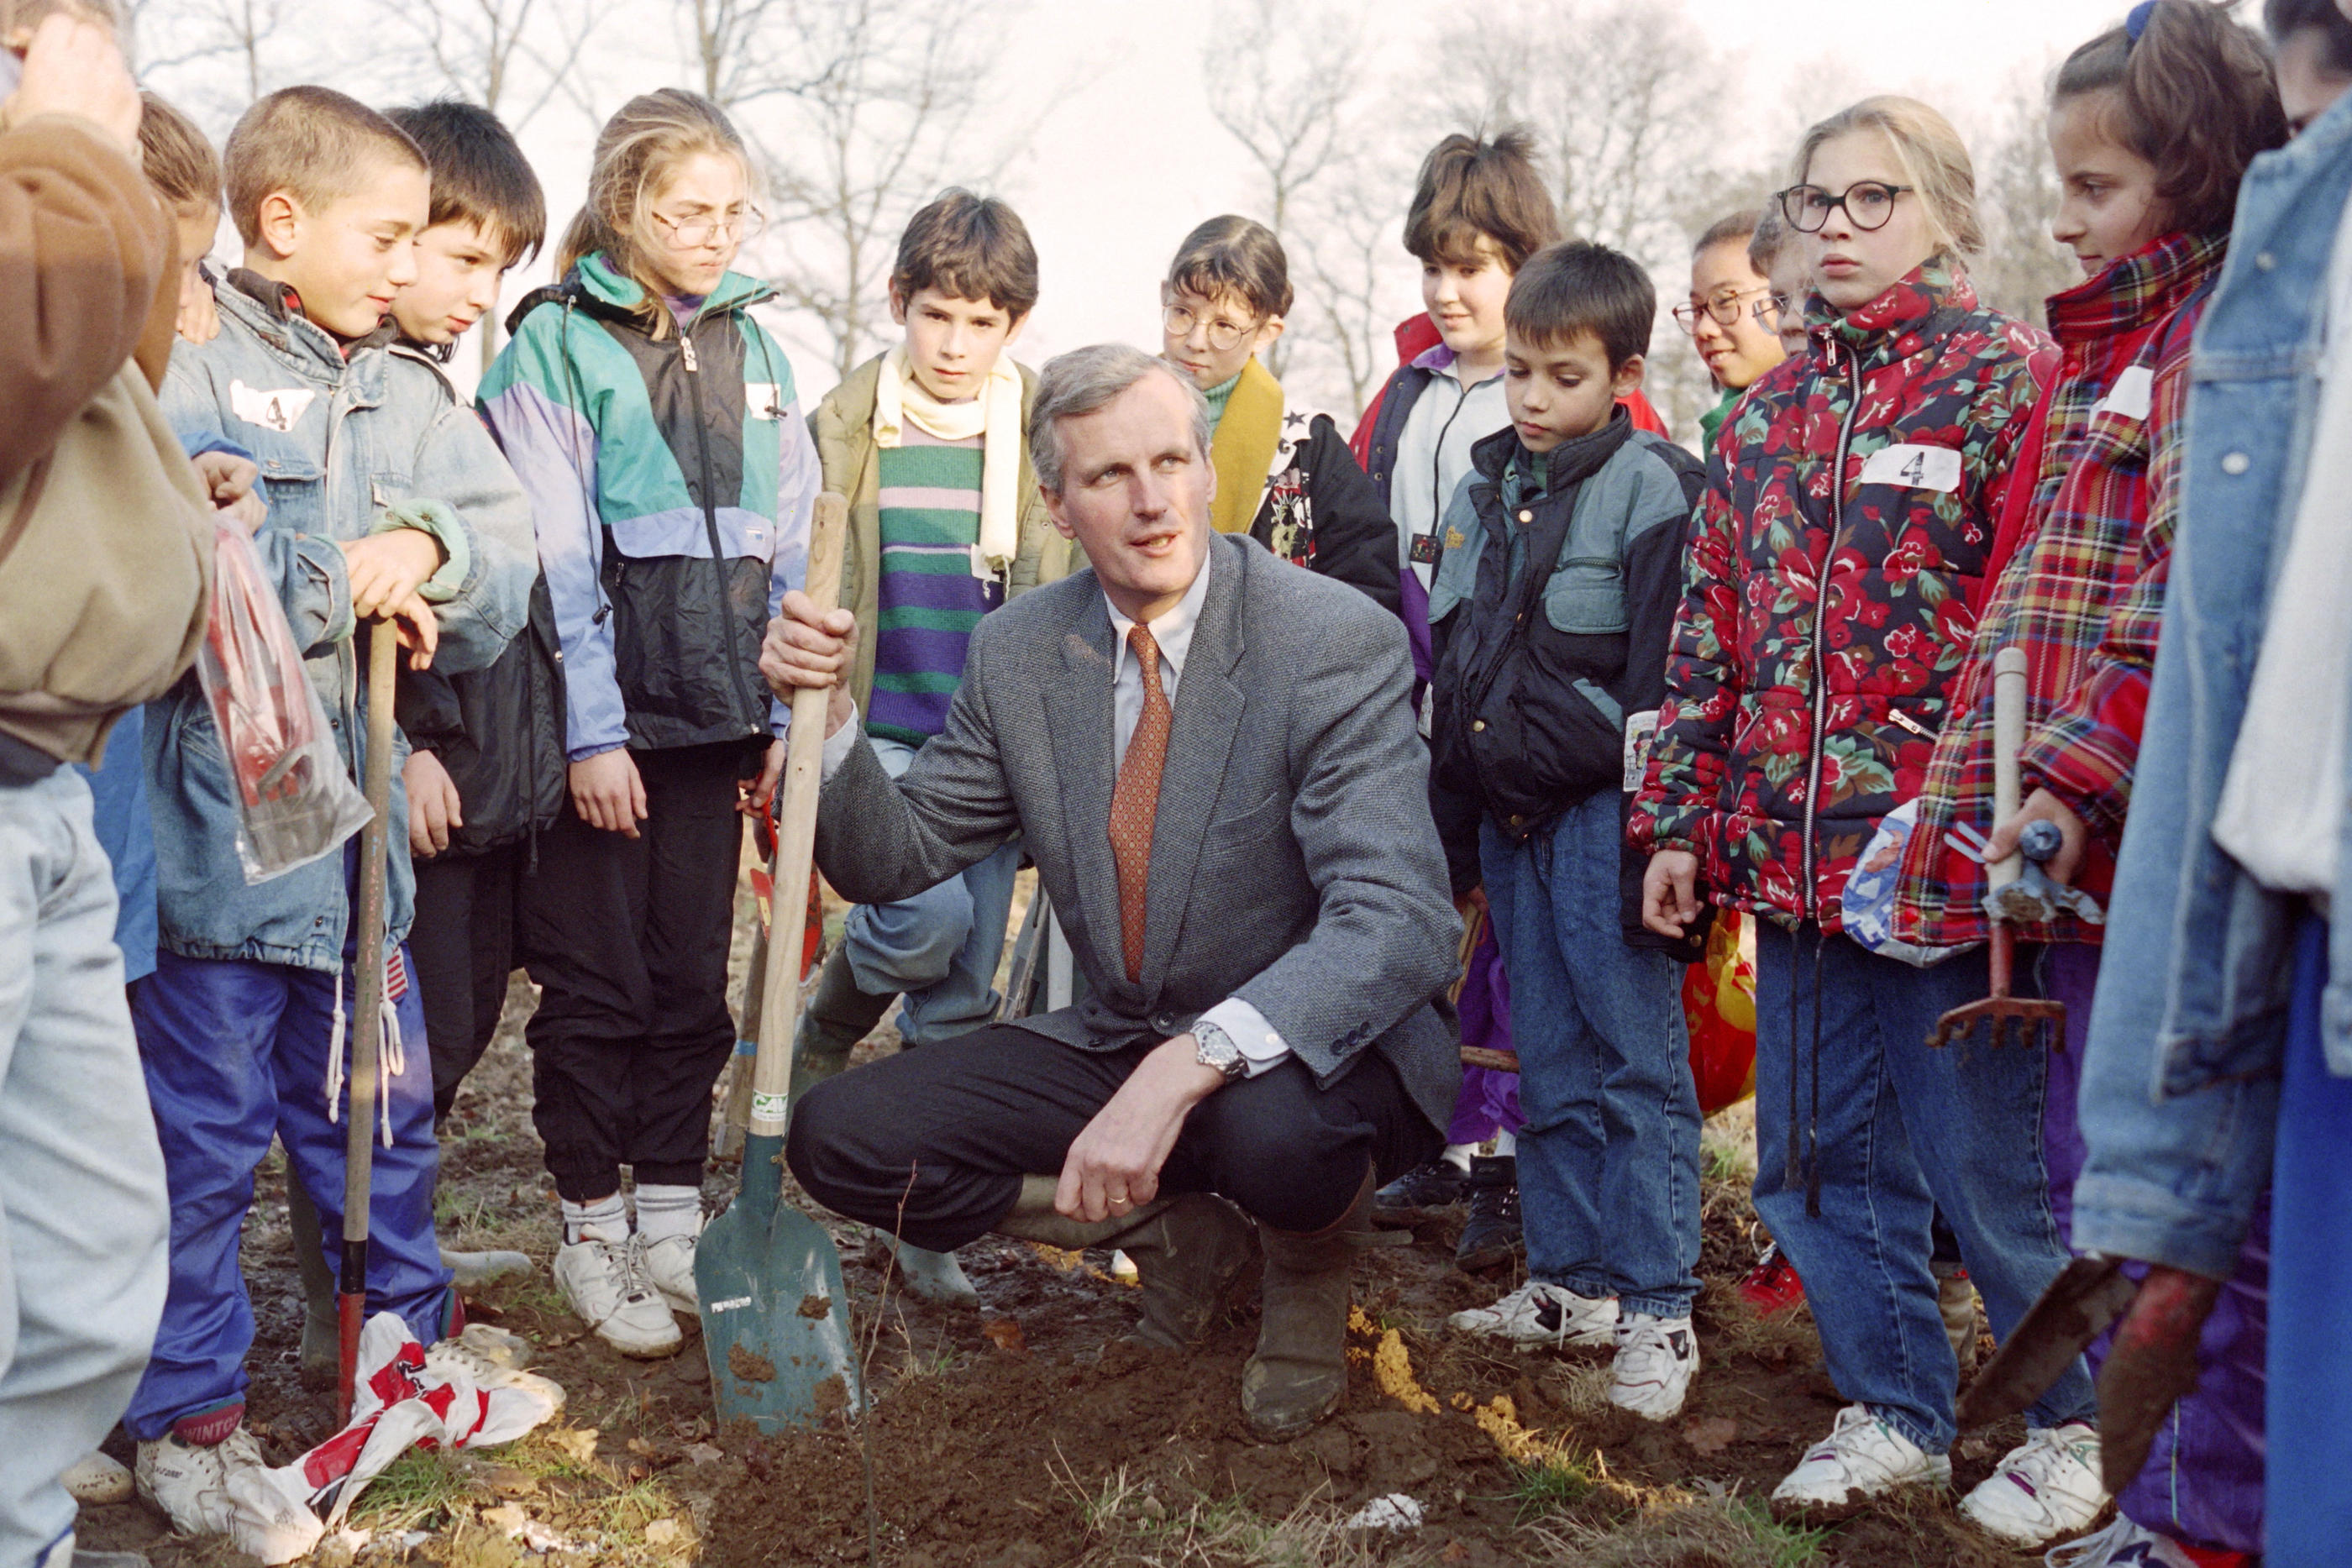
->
[1858,443,1961,493]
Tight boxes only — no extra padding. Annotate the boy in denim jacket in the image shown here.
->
[127,85,533,1555]
[1425,243,1707,1421]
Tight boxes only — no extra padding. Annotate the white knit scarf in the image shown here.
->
[873,344,1024,580]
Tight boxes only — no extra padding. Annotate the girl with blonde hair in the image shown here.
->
[480,88,820,1359]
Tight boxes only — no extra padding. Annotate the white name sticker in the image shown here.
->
[2097,364,2155,422]
[1858,443,1962,493]
[230,380,317,434]
[1623,709,1660,793]
[745,382,784,420]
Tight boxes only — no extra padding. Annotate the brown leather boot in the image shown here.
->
[992,1176,1259,1346]
[1241,1167,1373,1440]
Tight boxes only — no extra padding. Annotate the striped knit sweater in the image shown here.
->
[868,425,1002,745]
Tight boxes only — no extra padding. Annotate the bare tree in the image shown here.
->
[381,0,609,134]
[1966,69,2076,328]
[710,0,1023,380]
[129,0,297,110]
[1203,0,1373,382]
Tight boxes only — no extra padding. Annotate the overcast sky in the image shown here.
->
[164,0,2143,407]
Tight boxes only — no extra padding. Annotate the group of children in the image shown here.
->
[24,0,2352,1560]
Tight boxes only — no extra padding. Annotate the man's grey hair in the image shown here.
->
[1028,343,1210,494]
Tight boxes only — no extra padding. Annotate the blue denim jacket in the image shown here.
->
[2071,90,2352,1277]
[149,281,535,973]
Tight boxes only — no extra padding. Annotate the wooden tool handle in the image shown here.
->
[748,493,849,1137]
[1988,646,2027,892]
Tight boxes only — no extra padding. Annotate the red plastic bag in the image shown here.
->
[1683,910,1759,1117]
[195,520,372,882]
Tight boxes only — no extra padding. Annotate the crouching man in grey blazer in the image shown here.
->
[759,343,1460,1439]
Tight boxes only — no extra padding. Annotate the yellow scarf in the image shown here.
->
[1209,357,1287,536]
[873,345,1025,577]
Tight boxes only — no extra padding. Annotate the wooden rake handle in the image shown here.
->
[747,493,849,1140]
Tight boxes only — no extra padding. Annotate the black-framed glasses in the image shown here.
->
[1672,285,1771,333]
[1777,181,1914,233]
[1161,300,1263,354]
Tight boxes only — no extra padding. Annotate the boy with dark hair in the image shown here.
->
[1426,241,1709,1422]
[794,186,1063,1305]
[127,84,535,1555]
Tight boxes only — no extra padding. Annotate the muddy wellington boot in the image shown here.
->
[286,1181,339,1387]
[1242,1169,1376,1440]
[993,1175,1260,1345]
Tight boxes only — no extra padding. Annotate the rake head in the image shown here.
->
[1927,994,2066,1051]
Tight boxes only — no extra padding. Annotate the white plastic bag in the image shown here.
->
[195,520,372,882]
[1840,798,1976,968]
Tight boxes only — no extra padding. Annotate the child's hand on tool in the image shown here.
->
[342,528,444,621]
[741,738,785,816]
[1982,789,2089,885]
[570,747,646,838]
[404,748,463,857]
[383,591,438,669]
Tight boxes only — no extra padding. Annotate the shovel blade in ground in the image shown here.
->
[698,1133,860,1433]
[1957,1252,2135,1429]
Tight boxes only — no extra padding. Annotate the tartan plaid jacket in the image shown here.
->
[1893,230,2224,947]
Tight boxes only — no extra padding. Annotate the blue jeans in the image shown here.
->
[2269,914,2349,1567]
[125,947,452,1440]
[842,737,1021,1046]
[1753,927,2093,1453]
[1478,797,1698,1319]
[0,772,168,1568]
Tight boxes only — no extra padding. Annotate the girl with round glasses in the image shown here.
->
[1680,209,1789,448]
[1633,95,2083,1531]
[1155,215,1400,611]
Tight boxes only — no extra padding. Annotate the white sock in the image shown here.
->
[562,1193,627,1245]
[1441,1143,1478,1173]
[633,1183,703,1242]
[1492,1130,1517,1158]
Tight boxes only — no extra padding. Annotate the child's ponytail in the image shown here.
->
[2054,0,2288,235]
[558,87,752,333]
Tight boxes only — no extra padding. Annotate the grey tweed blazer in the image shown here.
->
[813,532,1463,1134]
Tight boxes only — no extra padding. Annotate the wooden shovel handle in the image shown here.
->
[748,493,848,1136]
[1987,646,2027,893]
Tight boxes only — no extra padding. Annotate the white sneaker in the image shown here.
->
[2043,1514,2200,1567]
[136,1429,321,1564]
[1771,1403,1952,1513]
[61,1450,134,1504]
[1446,1280,1618,1348]
[134,1432,234,1538]
[1609,1313,1698,1420]
[424,1324,566,1411]
[637,1230,699,1314]
[554,1235,681,1358]
[1961,1422,2108,1547]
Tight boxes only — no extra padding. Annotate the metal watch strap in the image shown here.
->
[1193,1020,1247,1082]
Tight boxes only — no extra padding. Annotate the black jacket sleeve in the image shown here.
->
[1259,417,1403,615]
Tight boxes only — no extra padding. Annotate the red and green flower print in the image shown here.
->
[1631,260,2054,930]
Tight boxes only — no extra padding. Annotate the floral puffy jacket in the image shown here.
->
[1631,262,2054,928]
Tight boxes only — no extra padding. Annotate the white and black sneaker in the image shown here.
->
[1609,1313,1698,1419]
[554,1235,680,1358]
[1446,1279,1617,1349]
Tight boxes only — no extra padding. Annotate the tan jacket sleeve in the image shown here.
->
[0,114,171,489]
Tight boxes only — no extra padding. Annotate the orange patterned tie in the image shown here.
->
[1110,626,1172,981]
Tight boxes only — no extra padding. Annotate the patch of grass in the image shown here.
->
[1536,1491,1830,1568]
[1507,1450,1599,1523]
[349,1449,481,1533]
[1053,1460,1432,1567]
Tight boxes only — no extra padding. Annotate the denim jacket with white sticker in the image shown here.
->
[149,275,534,973]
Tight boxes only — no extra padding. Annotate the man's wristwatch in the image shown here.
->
[1193,1020,1247,1083]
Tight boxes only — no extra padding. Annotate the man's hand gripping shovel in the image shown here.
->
[696,492,863,1432]
[1940,648,2218,1497]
